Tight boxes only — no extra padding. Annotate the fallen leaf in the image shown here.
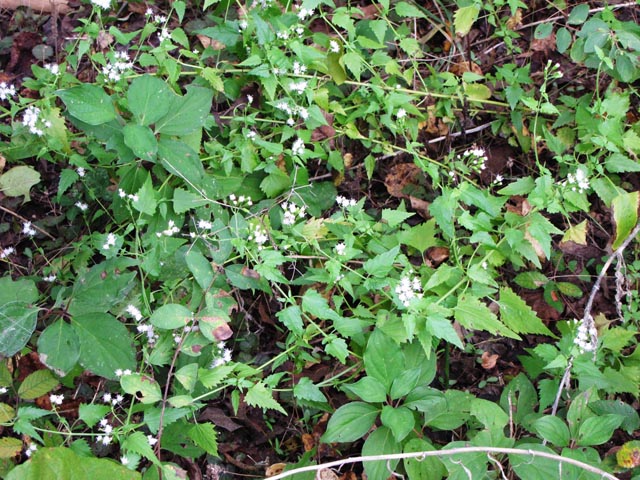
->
[384,163,423,198]
[449,60,483,76]
[265,463,287,477]
[317,469,340,480]
[531,32,556,53]
[481,351,499,369]
[302,433,315,451]
[409,195,431,218]
[426,246,449,266]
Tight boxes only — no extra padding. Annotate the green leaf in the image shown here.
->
[245,382,286,414]
[18,370,59,400]
[471,397,509,430]
[121,373,163,404]
[590,399,640,434]
[454,295,519,339]
[78,404,111,428]
[576,414,623,446]
[464,83,492,101]
[453,5,479,37]
[561,220,588,244]
[395,1,426,18]
[343,376,387,403]
[321,402,379,443]
[198,364,234,389]
[0,403,15,423]
[497,176,535,196]
[56,84,116,125]
[513,271,549,289]
[363,245,400,278]
[509,443,559,480]
[534,23,553,39]
[382,209,414,228]
[175,364,198,392]
[173,188,208,214]
[556,282,583,298]
[5,447,140,480]
[611,191,639,250]
[342,51,362,80]
[605,153,640,173]
[532,415,570,447]
[404,438,446,480]
[556,27,572,53]
[567,4,589,24]
[150,304,193,329]
[380,405,415,442]
[185,249,214,290]
[324,335,348,363]
[0,301,39,357]
[0,166,41,201]
[123,124,157,162]
[155,85,213,136]
[158,138,205,189]
[499,286,554,336]
[294,377,328,404]
[398,219,438,252]
[121,431,159,465]
[362,426,401,480]
[276,305,304,336]
[188,423,219,457]
[127,75,172,126]
[364,329,404,390]
[301,289,340,321]
[500,373,538,427]
[37,320,80,377]
[0,437,22,459]
[71,313,136,380]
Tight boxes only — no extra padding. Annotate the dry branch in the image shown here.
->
[0,0,70,14]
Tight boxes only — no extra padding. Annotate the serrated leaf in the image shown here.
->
[0,166,41,201]
[556,282,583,298]
[363,245,400,278]
[188,423,218,456]
[301,289,340,321]
[127,75,172,126]
[325,335,348,363]
[123,124,157,162]
[56,84,116,125]
[122,431,160,465]
[121,374,163,404]
[158,138,205,190]
[78,404,111,428]
[150,304,193,329]
[0,437,22,459]
[561,220,588,244]
[321,402,379,443]
[612,191,639,250]
[276,305,304,336]
[395,1,426,18]
[514,271,549,289]
[454,295,519,339]
[18,369,59,400]
[198,364,234,389]
[499,286,554,336]
[0,301,39,357]
[245,382,286,414]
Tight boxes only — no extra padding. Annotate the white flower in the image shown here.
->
[458,145,487,172]
[335,242,346,256]
[281,202,306,225]
[75,201,88,211]
[574,321,598,354]
[277,30,290,40]
[147,435,158,446]
[22,221,36,237]
[329,40,340,53]
[158,28,171,43]
[154,15,167,24]
[102,232,117,250]
[115,369,124,377]
[0,387,7,394]
[292,61,307,75]
[297,6,314,20]
[494,174,504,184]
[157,220,180,237]
[120,456,129,465]
[102,393,112,403]
[565,168,590,193]
[76,167,86,177]
[335,195,357,208]
[246,130,257,140]
[292,137,305,156]
[44,63,59,75]
[126,304,143,321]
[145,7,153,15]
[239,20,248,30]
[288,80,308,94]
[395,275,423,307]
[22,106,44,135]
[1,247,15,259]
[91,0,111,9]
[43,274,57,282]
[0,82,16,100]
[118,188,127,198]
[50,394,64,405]
[197,219,213,230]
[113,394,123,405]
[25,444,37,457]
[248,224,269,249]
[396,108,407,119]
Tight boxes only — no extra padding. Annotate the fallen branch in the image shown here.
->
[1,0,70,14]
[265,446,619,480]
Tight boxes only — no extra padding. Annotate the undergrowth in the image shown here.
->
[1,0,640,479]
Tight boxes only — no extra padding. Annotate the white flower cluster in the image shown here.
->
[103,232,117,250]
[75,201,88,211]
[118,188,139,202]
[22,221,36,237]
[43,274,57,282]
[115,368,133,377]
[574,321,598,354]
[22,106,50,136]
[563,168,590,193]
[335,195,357,208]
[281,201,306,225]
[329,40,340,53]
[292,137,306,156]
[229,194,253,207]
[25,444,37,457]
[457,145,487,173]
[91,0,111,9]
[395,275,423,307]
[396,108,407,119]
[156,220,180,237]
[296,5,314,20]
[102,52,134,82]
[0,247,14,259]
[126,304,143,321]
[102,392,124,406]
[288,80,308,95]
[335,242,346,256]
[44,63,59,75]
[97,418,114,445]
[0,82,16,100]
[275,100,308,125]
[50,394,64,405]
[211,341,233,368]
[172,323,199,344]
[248,223,269,249]
[0,387,7,394]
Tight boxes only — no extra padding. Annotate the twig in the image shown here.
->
[551,220,640,416]
[265,446,619,480]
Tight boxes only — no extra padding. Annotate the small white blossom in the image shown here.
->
[126,304,143,321]
[91,0,111,9]
[281,202,306,225]
[113,394,124,405]
[246,130,257,140]
[335,242,346,256]
[335,195,357,208]
[75,201,88,211]
[44,63,59,75]
[297,6,314,20]
[1,247,15,259]
[395,275,423,307]
[292,137,305,156]
[76,167,86,177]
[564,167,590,193]
[43,274,57,282]
[22,221,36,237]
[277,30,290,40]
[120,456,129,465]
[22,106,44,136]
[0,387,7,394]
[50,394,64,405]
[197,219,213,230]
[248,224,269,249]
[288,80,308,94]
[574,321,598,354]
[292,61,307,75]
[25,444,37,457]
[154,15,167,24]
[118,188,127,198]
[102,393,112,403]
[147,435,158,446]
[396,108,407,119]
[329,40,340,53]
[145,7,153,15]
[103,232,117,250]
[0,82,16,100]
[158,28,171,43]
[457,145,487,173]
[157,220,180,237]
[115,369,124,377]
[239,20,248,30]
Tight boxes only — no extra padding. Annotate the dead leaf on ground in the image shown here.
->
[409,195,431,218]
[384,163,423,198]
[480,351,499,370]
[317,469,340,480]
[198,407,242,432]
[531,32,556,53]
[197,35,226,50]
[506,9,523,30]
[265,463,287,477]
[426,246,449,266]
[449,60,483,76]
[302,433,315,451]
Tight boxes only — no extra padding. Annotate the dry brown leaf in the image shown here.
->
[427,246,449,266]
[506,9,523,30]
[302,433,315,451]
[2,0,70,13]
[197,35,225,50]
[419,106,449,136]
[265,463,287,477]
[481,351,499,369]
[449,60,483,76]
[524,229,546,261]
[531,32,556,53]
[409,196,431,219]
[384,163,422,198]
[317,469,340,480]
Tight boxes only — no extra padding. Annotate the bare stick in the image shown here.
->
[266,446,619,480]
[0,0,70,13]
